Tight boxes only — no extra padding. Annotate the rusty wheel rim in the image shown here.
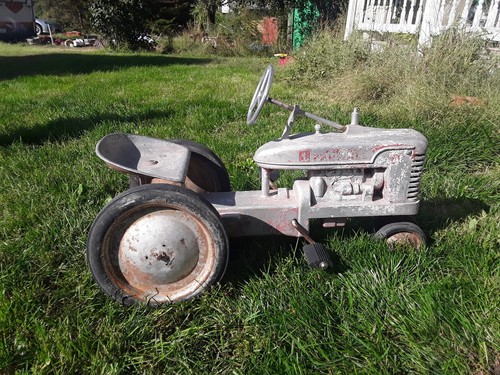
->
[386,232,424,249]
[101,204,217,304]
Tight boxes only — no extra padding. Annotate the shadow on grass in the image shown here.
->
[0,109,174,146]
[419,197,490,232]
[223,235,299,284]
[0,53,211,80]
[223,231,348,287]
[222,197,489,285]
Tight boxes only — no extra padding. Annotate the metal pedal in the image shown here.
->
[303,243,333,270]
[291,219,333,270]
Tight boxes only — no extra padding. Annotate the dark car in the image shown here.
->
[35,18,62,35]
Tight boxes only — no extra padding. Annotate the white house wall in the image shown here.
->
[345,0,500,47]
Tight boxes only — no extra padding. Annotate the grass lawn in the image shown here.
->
[0,42,498,374]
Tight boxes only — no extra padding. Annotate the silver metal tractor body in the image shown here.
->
[87,65,428,306]
[207,121,427,238]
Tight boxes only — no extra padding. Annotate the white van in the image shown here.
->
[0,0,35,41]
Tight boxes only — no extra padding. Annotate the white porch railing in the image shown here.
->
[344,0,500,48]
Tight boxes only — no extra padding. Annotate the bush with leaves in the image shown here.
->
[90,0,152,50]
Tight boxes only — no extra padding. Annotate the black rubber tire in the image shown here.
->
[87,184,229,306]
[35,23,42,35]
[374,221,427,250]
[129,139,230,193]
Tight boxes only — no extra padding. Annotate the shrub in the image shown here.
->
[212,10,265,56]
[173,6,273,57]
[287,22,371,80]
[90,0,152,50]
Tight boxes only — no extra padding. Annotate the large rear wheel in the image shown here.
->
[87,184,229,306]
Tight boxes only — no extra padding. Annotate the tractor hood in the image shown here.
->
[253,125,428,170]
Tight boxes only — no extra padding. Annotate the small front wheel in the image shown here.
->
[87,184,229,306]
[374,221,427,250]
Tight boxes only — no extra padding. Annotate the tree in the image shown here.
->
[203,0,219,27]
[34,0,194,35]
[232,0,347,45]
[192,0,221,33]
[234,0,345,23]
[148,0,193,35]
[34,0,93,31]
[90,0,153,49]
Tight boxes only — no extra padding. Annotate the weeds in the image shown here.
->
[288,27,500,123]
[167,8,278,57]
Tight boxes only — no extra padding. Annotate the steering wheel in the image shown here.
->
[247,65,274,125]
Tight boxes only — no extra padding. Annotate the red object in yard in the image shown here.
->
[274,53,295,66]
[66,31,81,37]
[274,53,287,65]
[262,17,278,45]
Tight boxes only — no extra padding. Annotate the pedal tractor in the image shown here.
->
[87,65,428,306]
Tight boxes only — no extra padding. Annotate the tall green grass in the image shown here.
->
[288,28,500,120]
[0,36,498,374]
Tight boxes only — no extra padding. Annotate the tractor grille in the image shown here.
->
[407,154,425,201]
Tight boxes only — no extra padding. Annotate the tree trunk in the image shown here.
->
[206,0,217,32]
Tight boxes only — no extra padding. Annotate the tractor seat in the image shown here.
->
[96,133,190,183]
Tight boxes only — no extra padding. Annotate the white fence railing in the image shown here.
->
[344,0,500,48]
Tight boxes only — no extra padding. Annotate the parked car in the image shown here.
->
[35,18,62,35]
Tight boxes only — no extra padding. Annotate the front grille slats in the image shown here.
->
[407,154,425,201]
